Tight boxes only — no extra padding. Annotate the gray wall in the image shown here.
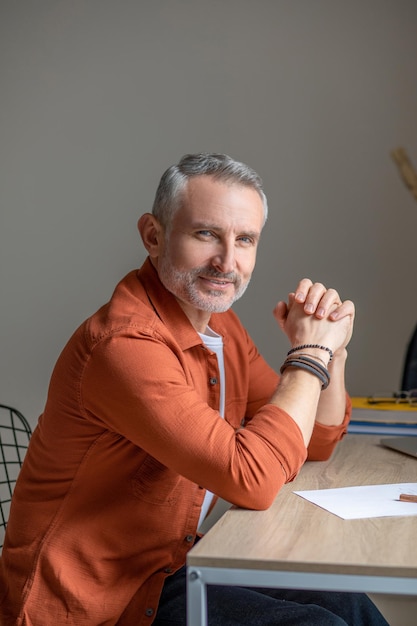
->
[2,0,417,425]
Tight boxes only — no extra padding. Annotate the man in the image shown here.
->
[0,153,388,625]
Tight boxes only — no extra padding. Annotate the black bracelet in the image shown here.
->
[287,344,333,362]
[284,355,330,382]
[280,359,328,388]
[289,354,329,375]
[280,355,331,390]
[295,352,328,368]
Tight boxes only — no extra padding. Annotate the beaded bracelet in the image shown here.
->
[280,354,331,390]
[287,344,333,362]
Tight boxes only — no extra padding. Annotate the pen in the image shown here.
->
[399,493,417,503]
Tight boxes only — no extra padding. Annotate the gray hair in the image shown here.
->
[151,153,268,228]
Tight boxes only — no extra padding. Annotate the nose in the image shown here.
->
[211,241,236,274]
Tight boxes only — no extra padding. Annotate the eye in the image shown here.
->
[237,235,255,246]
[195,230,216,239]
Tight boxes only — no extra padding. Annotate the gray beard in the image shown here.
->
[158,262,250,313]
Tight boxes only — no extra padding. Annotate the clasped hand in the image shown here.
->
[273,279,355,357]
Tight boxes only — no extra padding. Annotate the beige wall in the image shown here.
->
[1,3,416,622]
[1,0,417,420]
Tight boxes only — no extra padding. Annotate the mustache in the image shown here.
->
[196,267,238,282]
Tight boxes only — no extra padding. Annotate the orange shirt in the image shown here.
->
[0,259,349,625]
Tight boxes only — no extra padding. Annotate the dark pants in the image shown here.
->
[153,564,389,626]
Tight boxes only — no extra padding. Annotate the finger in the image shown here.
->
[293,280,345,319]
[309,287,342,318]
[273,301,289,331]
[287,292,296,309]
[300,282,330,315]
[329,299,355,321]
[293,278,314,303]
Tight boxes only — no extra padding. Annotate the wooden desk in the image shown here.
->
[186,435,417,625]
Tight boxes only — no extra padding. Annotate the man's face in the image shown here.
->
[155,175,265,331]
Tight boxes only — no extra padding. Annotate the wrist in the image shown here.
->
[280,353,331,390]
[327,348,348,373]
[330,347,348,363]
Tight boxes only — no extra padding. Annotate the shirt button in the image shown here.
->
[145,608,154,617]
[185,534,194,543]
[209,377,218,385]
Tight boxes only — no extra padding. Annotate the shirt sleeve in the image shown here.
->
[81,330,307,511]
[240,328,351,463]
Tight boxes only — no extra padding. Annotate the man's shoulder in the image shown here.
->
[83,266,199,351]
[83,269,158,344]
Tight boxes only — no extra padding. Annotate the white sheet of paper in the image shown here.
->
[294,483,417,519]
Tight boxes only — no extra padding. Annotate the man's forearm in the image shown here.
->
[269,366,323,447]
[315,349,348,426]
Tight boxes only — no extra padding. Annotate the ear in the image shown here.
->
[137,213,164,259]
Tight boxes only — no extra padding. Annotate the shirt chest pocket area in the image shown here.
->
[224,395,249,429]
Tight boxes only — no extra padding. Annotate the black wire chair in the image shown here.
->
[0,404,32,549]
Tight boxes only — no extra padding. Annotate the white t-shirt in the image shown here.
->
[197,326,225,529]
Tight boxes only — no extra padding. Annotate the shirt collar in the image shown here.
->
[136,258,204,351]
